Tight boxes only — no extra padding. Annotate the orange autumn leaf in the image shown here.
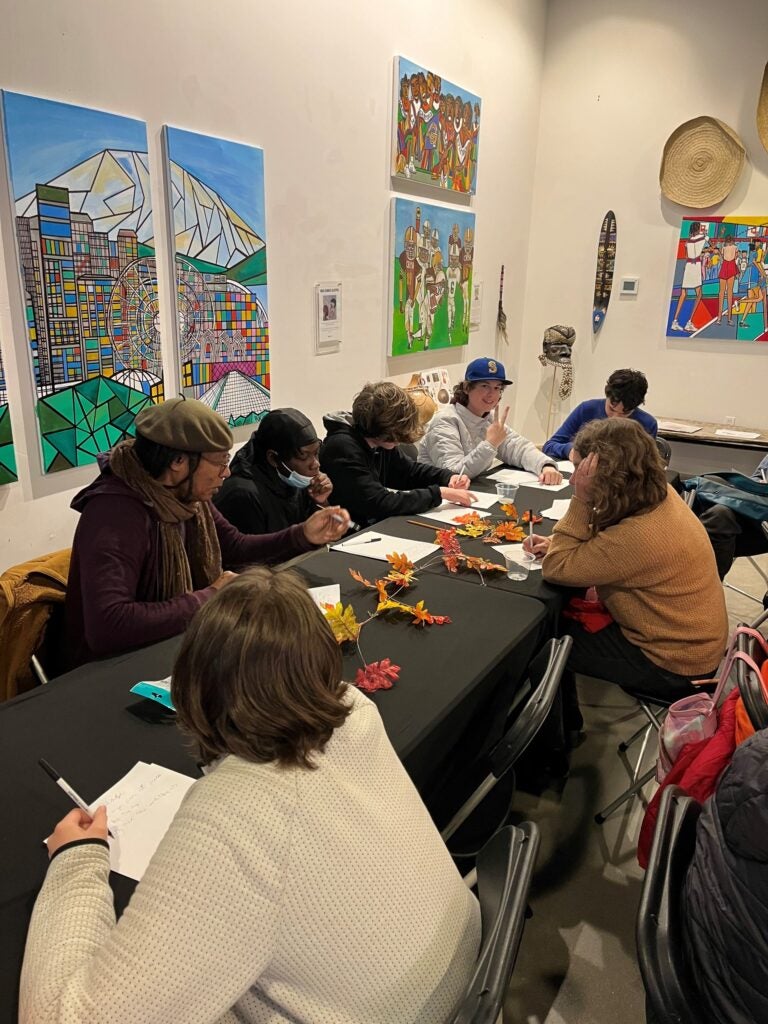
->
[463,555,506,573]
[521,510,543,524]
[375,578,390,604]
[453,510,484,525]
[376,598,413,616]
[410,599,451,627]
[485,522,526,543]
[435,528,461,555]
[500,503,518,519]
[386,551,416,573]
[443,553,460,573]
[322,602,361,644]
[355,658,401,693]
[349,567,375,588]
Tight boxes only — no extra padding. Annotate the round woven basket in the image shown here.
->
[757,62,768,153]
[660,115,745,207]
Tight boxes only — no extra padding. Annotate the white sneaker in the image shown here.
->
[684,320,696,332]
[671,319,683,331]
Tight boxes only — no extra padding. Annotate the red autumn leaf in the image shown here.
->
[435,528,461,555]
[409,599,451,626]
[521,510,543,524]
[349,567,375,588]
[354,658,401,693]
[443,553,460,573]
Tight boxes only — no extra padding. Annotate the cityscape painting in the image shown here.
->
[0,342,16,484]
[667,216,768,342]
[163,126,270,426]
[392,57,482,196]
[1,91,160,473]
[390,198,475,356]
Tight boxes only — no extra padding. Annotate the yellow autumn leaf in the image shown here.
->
[322,602,361,643]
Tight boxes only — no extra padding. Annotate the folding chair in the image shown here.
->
[452,822,540,1024]
[440,636,571,846]
[636,787,706,1024]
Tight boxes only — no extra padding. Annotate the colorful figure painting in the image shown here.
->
[667,217,768,342]
[390,198,475,356]
[1,91,160,473]
[392,57,481,196]
[0,343,17,483]
[163,127,269,426]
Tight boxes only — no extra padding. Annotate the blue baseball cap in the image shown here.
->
[464,357,513,385]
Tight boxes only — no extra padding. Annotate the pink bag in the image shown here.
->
[656,626,768,782]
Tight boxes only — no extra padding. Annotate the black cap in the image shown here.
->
[254,409,318,457]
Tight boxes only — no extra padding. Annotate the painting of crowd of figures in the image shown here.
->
[390,198,476,357]
[163,126,269,425]
[667,216,768,343]
[392,57,482,196]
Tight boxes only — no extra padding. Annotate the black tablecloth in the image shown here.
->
[0,549,545,1024]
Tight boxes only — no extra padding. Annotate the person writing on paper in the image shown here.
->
[213,408,334,535]
[321,380,474,526]
[417,357,562,483]
[524,418,727,722]
[63,399,350,671]
[542,368,657,462]
[21,568,480,1024]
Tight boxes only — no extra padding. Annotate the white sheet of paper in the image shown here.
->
[456,491,500,510]
[488,468,569,492]
[540,499,571,521]
[714,428,761,440]
[657,420,702,434]
[556,460,575,474]
[417,505,492,524]
[308,584,341,608]
[331,533,439,563]
[492,544,542,571]
[91,762,196,882]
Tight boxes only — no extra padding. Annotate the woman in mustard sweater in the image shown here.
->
[524,418,728,725]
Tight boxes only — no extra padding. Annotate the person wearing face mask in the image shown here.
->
[214,409,334,535]
[417,357,562,483]
[62,399,351,671]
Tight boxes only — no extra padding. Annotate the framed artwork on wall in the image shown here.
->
[0,344,16,483]
[1,91,160,473]
[390,197,475,356]
[667,216,768,342]
[392,56,481,196]
[162,126,270,426]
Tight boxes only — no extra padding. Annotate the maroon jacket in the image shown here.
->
[62,466,315,671]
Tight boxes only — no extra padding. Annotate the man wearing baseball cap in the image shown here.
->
[62,398,350,670]
[418,357,562,483]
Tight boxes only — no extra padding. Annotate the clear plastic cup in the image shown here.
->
[504,551,531,581]
[495,482,519,501]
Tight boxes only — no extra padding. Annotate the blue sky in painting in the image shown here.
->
[396,56,481,108]
[393,197,475,258]
[164,126,265,237]
[1,91,147,199]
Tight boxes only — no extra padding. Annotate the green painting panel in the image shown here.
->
[37,401,74,435]
[112,410,135,433]
[41,436,57,472]
[44,428,78,467]
[91,401,113,430]
[105,423,126,446]
[0,457,17,485]
[77,434,101,457]
[47,452,73,473]
[0,404,13,445]
[43,388,76,422]
[92,426,113,453]
[76,378,103,404]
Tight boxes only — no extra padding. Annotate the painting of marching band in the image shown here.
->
[390,198,475,356]
[392,57,481,195]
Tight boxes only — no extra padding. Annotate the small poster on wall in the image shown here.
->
[389,198,475,356]
[667,216,768,342]
[392,57,481,195]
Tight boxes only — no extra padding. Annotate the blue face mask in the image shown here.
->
[279,461,313,489]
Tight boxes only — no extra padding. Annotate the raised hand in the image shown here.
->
[486,406,510,449]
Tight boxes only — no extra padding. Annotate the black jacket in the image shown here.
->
[213,437,318,535]
[683,730,768,1024]
[320,412,451,526]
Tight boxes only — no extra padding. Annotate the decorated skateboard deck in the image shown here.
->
[593,210,617,332]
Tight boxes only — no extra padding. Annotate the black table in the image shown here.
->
[0,549,545,1024]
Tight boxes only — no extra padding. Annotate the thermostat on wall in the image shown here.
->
[619,276,639,298]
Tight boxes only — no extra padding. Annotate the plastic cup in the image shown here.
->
[504,551,531,581]
[495,482,519,501]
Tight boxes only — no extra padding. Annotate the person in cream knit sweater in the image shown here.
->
[524,418,728,723]
[20,569,480,1024]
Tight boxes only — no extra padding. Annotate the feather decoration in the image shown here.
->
[496,265,508,346]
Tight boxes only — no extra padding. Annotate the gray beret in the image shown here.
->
[134,398,233,453]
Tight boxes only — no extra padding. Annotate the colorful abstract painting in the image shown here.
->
[1,91,161,473]
[0,342,17,483]
[163,127,269,427]
[667,217,768,342]
[392,57,481,196]
[390,198,475,356]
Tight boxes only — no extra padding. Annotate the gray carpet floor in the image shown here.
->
[502,553,768,1024]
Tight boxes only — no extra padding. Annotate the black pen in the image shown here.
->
[343,537,381,546]
[39,758,114,837]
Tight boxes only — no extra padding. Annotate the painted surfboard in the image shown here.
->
[593,210,617,332]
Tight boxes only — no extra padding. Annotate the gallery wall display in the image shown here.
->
[392,56,481,196]
[0,344,17,483]
[1,91,160,473]
[667,216,768,342]
[162,127,270,426]
[390,198,475,357]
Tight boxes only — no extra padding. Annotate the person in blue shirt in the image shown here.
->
[543,369,657,461]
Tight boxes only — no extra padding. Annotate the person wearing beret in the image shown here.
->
[417,357,563,483]
[214,409,334,535]
[61,398,351,671]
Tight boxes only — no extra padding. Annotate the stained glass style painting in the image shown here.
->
[0,343,17,484]
[1,91,162,472]
[392,57,481,196]
[390,198,475,356]
[667,216,768,342]
[163,127,270,427]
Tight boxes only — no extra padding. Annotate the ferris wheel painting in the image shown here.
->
[1,91,162,472]
[163,126,270,427]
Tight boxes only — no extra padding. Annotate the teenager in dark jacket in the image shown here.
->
[63,399,350,670]
[683,729,768,1024]
[320,381,474,527]
[214,409,333,535]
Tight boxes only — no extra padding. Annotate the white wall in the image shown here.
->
[516,0,768,446]
[0,0,548,570]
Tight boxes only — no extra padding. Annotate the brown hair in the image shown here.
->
[572,418,667,532]
[450,381,507,407]
[352,381,423,443]
[172,567,349,769]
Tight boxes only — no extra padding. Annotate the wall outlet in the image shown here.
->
[724,416,736,425]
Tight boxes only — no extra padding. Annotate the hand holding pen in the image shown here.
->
[39,757,113,854]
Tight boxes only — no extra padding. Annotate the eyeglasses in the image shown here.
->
[201,454,231,474]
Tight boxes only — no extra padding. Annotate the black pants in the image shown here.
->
[699,504,768,580]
